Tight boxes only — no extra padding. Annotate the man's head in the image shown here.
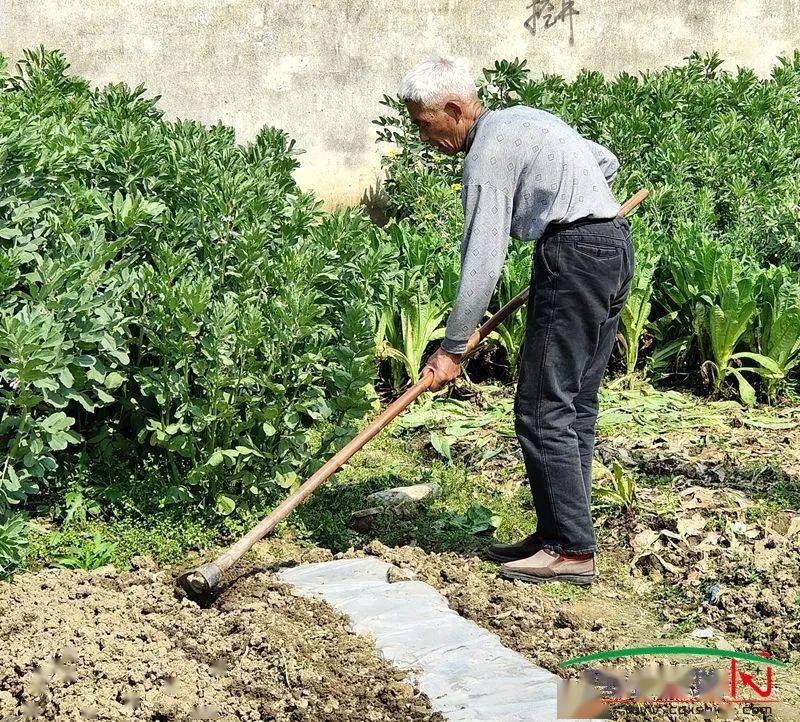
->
[400,57,482,156]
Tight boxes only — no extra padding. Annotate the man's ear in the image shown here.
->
[443,100,463,122]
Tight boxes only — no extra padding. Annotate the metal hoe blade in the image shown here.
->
[177,563,223,598]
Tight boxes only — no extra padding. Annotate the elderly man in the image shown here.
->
[401,58,634,585]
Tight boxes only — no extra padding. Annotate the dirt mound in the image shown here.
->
[0,558,440,722]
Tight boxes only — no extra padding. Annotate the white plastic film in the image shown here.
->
[279,557,569,721]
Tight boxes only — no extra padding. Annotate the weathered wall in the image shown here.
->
[2,1,799,205]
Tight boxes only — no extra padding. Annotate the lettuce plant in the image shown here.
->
[374,52,800,401]
[756,267,800,401]
[619,219,660,379]
[490,241,531,374]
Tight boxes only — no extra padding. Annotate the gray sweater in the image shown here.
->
[441,105,621,354]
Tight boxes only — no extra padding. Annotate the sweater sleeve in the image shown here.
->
[586,139,620,183]
[441,183,513,354]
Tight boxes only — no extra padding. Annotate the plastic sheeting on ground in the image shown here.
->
[278,557,568,721]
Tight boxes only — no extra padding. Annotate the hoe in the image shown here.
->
[178,188,649,600]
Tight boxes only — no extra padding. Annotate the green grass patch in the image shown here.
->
[23,513,218,572]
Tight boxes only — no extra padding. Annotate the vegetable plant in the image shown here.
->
[619,218,660,379]
[0,48,386,564]
[756,267,800,401]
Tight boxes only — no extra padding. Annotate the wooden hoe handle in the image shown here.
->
[179,188,649,596]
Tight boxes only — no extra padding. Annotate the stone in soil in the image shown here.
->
[365,483,441,514]
[350,483,442,531]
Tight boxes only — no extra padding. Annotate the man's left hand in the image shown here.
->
[423,347,463,391]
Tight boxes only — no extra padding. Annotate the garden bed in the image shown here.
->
[3,385,798,721]
[0,556,440,721]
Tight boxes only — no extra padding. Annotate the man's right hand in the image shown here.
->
[422,347,463,391]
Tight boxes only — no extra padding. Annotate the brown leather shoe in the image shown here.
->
[500,549,596,585]
[485,533,542,563]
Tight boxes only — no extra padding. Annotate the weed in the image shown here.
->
[50,530,117,570]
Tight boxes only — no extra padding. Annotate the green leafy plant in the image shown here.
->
[0,48,388,558]
[0,197,131,522]
[375,223,449,388]
[429,431,453,462]
[490,241,531,374]
[706,275,778,405]
[665,230,780,403]
[594,461,637,511]
[51,529,117,570]
[61,487,103,526]
[434,503,501,535]
[0,511,27,576]
[756,266,800,401]
[619,219,660,379]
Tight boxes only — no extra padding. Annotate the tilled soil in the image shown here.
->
[0,555,441,722]
[350,541,794,722]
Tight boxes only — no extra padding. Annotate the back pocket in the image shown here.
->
[573,241,621,260]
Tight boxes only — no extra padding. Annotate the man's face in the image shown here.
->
[405,99,469,156]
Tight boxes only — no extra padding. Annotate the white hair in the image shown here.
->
[399,57,477,107]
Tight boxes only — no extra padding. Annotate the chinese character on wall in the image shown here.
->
[525,0,579,44]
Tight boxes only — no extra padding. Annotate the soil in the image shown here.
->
[0,554,441,722]
[251,537,798,722]
[348,542,797,722]
[3,388,797,722]
[2,533,795,722]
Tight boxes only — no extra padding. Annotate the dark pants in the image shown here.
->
[514,217,634,555]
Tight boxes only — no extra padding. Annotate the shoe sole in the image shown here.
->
[500,570,595,586]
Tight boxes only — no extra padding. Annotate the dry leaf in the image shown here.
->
[682,486,716,510]
[696,532,720,551]
[653,553,685,574]
[727,491,752,509]
[632,528,661,552]
[660,530,684,542]
[714,636,736,651]
[677,513,708,538]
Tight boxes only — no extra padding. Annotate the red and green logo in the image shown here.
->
[558,645,787,719]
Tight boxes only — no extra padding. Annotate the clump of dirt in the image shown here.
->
[0,557,441,722]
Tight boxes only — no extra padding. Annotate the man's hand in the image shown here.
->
[423,347,463,391]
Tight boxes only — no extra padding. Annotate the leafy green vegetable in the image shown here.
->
[619,218,660,378]
[0,48,394,562]
[594,461,637,511]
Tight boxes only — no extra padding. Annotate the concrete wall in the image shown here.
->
[2,1,799,205]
